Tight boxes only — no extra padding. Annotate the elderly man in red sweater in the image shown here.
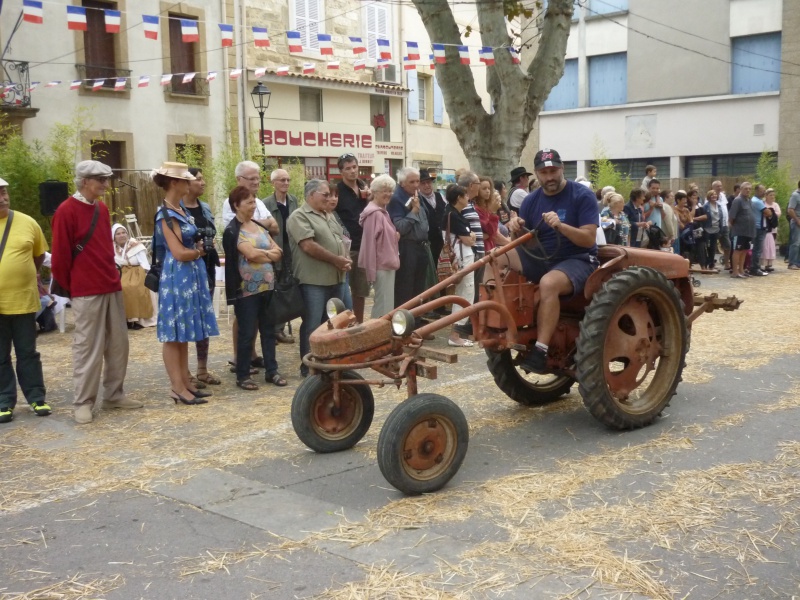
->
[51,160,142,424]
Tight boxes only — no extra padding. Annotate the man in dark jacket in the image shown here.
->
[263,168,299,343]
[418,168,447,275]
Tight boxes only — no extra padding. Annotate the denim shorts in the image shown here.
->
[516,250,599,299]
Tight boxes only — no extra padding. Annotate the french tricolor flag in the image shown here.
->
[229,69,242,79]
[181,20,199,43]
[508,47,521,64]
[303,63,315,74]
[405,41,420,61]
[142,15,159,40]
[160,74,172,86]
[403,57,416,71]
[429,54,435,70]
[254,67,266,78]
[287,31,302,53]
[45,81,60,88]
[253,27,270,48]
[219,23,233,47]
[207,71,217,82]
[353,59,365,71]
[114,78,126,91]
[66,6,87,31]
[28,81,39,92]
[432,43,446,64]
[458,46,470,65]
[92,80,104,91]
[327,61,339,70]
[479,47,495,65]
[182,72,196,84]
[317,33,333,55]
[349,36,366,54]
[377,38,391,59]
[23,0,43,24]
[276,66,289,76]
[376,59,389,69]
[138,75,150,88]
[70,80,82,90]
[105,10,121,33]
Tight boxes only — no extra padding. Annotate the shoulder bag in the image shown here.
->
[250,221,305,324]
[0,210,14,265]
[144,205,175,293]
[51,202,100,298]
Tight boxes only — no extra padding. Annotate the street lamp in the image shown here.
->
[250,81,272,171]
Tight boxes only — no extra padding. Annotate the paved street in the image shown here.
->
[2,268,800,599]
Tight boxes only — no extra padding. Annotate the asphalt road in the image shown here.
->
[2,267,799,599]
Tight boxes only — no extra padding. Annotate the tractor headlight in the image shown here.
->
[325,298,347,320]
[391,309,416,336]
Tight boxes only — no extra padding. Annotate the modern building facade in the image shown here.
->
[537,0,798,188]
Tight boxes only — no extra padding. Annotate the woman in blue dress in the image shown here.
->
[152,162,219,405]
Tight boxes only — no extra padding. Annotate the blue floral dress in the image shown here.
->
[155,208,219,343]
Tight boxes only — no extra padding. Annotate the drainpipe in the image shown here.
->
[236,0,247,156]
[398,1,408,169]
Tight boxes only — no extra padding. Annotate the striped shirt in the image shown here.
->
[462,202,484,256]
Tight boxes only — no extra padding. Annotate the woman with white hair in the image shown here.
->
[358,174,400,318]
[111,223,156,328]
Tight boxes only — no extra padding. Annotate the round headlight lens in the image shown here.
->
[391,309,416,336]
[325,298,347,320]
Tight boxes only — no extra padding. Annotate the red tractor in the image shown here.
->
[291,232,741,495]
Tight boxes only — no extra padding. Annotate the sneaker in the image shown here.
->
[519,346,548,374]
[789,265,800,271]
[750,269,768,276]
[32,401,51,417]
[0,407,13,423]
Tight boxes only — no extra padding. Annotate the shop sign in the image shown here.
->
[374,141,404,159]
[255,118,376,165]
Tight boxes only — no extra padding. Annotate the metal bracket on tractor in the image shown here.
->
[290,231,742,496]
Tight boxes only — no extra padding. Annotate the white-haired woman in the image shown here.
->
[358,174,400,318]
[112,223,157,328]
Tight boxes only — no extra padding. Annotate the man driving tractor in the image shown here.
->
[506,148,600,374]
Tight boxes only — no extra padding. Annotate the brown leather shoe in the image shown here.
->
[275,331,295,344]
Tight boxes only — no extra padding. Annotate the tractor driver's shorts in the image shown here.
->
[516,250,599,300]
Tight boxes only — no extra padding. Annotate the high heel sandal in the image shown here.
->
[188,388,212,399]
[170,391,208,405]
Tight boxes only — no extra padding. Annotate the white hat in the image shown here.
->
[0,177,8,187]
[152,162,195,181]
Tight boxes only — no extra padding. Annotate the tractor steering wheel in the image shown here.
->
[516,217,562,262]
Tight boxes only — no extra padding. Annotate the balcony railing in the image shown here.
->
[75,64,133,90]
[1,60,32,108]
[165,74,210,97]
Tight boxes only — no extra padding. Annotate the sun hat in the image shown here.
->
[152,162,196,181]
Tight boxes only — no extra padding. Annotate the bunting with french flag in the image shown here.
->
[104,9,121,33]
[182,72,196,84]
[181,20,199,43]
[114,78,126,91]
[160,74,171,86]
[405,41,420,61]
[92,80,104,91]
[254,67,266,78]
[28,81,39,92]
[479,47,495,65]
[432,43,446,64]
[403,57,416,71]
[276,66,289,76]
[317,33,333,55]
[253,27,270,47]
[287,31,302,53]
[45,81,60,88]
[349,36,366,54]
[207,71,217,82]
[229,69,242,79]
[376,38,391,59]
[218,23,233,47]
[376,59,389,69]
[138,75,150,88]
[22,0,43,24]
[458,46,470,65]
[142,15,159,40]
[66,6,87,31]
[354,59,365,71]
[70,80,81,90]
[429,54,435,70]
[508,47,521,64]
[327,61,339,70]
[303,63,315,74]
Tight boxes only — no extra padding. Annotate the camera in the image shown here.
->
[193,227,215,254]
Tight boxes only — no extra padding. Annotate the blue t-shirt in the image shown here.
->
[751,196,765,230]
[518,179,599,261]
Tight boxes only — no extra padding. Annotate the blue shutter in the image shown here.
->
[407,70,419,120]
[433,74,443,124]
[588,0,628,15]
[544,58,578,111]
[732,33,781,94]
[588,52,627,107]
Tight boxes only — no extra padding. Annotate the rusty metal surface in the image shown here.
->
[403,418,449,471]
[583,247,691,299]
[688,292,743,325]
[309,316,393,360]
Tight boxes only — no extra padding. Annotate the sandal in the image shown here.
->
[236,379,259,391]
[197,371,221,385]
[189,375,207,390]
[266,373,288,387]
[228,360,259,375]
[448,338,474,347]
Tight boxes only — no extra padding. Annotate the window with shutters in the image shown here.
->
[168,14,198,94]
[291,0,325,51]
[371,95,391,141]
[588,52,627,107]
[364,3,390,61]
[731,33,781,94]
[417,75,429,121]
[299,88,322,122]
[74,0,131,95]
[543,58,578,111]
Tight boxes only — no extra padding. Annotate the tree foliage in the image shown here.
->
[755,150,794,244]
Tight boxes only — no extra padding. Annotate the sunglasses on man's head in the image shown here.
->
[339,153,356,161]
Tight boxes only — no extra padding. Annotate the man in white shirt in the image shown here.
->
[221,161,279,235]
[711,180,730,268]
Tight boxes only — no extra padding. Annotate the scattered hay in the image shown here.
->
[175,537,306,578]
[312,563,464,599]
[0,573,123,600]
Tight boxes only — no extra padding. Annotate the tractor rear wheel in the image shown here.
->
[485,349,573,406]
[575,267,687,430]
[291,371,375,453]
[377,394,468,495]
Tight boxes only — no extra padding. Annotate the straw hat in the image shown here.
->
[152,162,195,181]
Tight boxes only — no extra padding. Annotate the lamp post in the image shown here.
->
[250,81,272,172]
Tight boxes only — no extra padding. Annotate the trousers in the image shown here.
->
[0,313,46,408]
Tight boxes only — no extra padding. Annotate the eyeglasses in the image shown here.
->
[339,153,356,161]
[316,192,331,198]
[239,175,261,183]
[276,178,291,183]
[90,176,110,183]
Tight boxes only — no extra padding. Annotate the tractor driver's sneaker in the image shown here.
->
[520,346,548,374]
[0,407,13,423]
[32,401,52,417]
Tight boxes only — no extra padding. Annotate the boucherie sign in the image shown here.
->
[254,118,376,165]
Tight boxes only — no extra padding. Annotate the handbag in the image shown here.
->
[267,274,305,324]
[436,212,459,283]
[51,202,100,298]
[144,205,175,293]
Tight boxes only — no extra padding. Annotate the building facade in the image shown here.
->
[536,0,798,188]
